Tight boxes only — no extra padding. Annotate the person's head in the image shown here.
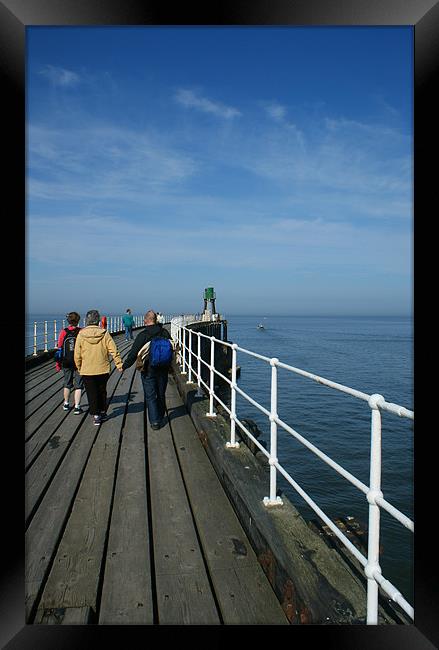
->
[144,310,157,326]
[85,309,100,326]
[126,308,131,314]
[66,311,80,326]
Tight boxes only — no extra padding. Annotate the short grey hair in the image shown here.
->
[85,309,100,326]
[144,310,157,324]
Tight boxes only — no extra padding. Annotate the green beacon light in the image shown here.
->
[203,287,218,320]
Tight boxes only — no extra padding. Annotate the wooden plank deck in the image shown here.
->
[25,331,289,625]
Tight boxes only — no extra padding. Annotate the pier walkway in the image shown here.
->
[25,331,289,625]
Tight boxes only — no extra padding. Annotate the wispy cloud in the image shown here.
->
[264,102,287,122]
[262,101,306,149]
[27,123,197,203]
[39,64,81,87]
[175,88,241,119]
[27,211,410,278]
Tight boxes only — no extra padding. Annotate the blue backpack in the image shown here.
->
[149,336,173,367]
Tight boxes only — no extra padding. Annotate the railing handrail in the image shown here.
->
[25,314,178,356]
[175,320,414,624]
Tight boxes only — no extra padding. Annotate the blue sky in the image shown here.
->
[26,26,413,316]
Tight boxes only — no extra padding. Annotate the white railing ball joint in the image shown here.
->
[368,393,385,410]
[364,561,382,582]
[366,488,384,506]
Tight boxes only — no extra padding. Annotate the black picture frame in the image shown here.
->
[4,0,437,648]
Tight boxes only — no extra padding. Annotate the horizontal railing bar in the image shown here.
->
[379,401,414,420]
[234,384,271,418]
[276,415,369,495]
[182,327,414,421]
[275,462,368,567]
[276,461,415,619]
[211,390,231,414]
[277,359,372,402]
[373,572,414,619]
[375,496,413,532]
[235,417,270,457]
[235,344,272,363]
[176,320,414,622]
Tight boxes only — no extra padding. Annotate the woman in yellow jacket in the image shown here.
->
[74,309,123,426]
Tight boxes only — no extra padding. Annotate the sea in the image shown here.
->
[25,313,413,603]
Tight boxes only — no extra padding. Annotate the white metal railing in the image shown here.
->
[175,322,414,625]
[25,314,176,357]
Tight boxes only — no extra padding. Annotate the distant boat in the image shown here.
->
[257,323,265,330]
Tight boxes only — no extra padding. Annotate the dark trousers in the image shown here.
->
[82,374,109,416]
[141,366,168,425]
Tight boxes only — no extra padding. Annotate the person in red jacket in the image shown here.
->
[55,311,84,414]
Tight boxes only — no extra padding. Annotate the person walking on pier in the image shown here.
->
[74,309,123,426]
[123,308,134,341]
[55,311,84,414]
[122,310,173,429]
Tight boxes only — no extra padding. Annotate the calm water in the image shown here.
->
[226,315,413,604]
[25,313,413,603]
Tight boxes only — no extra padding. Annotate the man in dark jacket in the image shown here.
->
[122,310,172,429]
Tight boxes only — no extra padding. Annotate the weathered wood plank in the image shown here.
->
[25,364,58,388]
[148,416,220,624]
[35,365,136,614]
[99,370,154,624]
[25,408,89,523]
[166,377,288,625]
[25,363,131,620]
[25,384,67,420]
[25,396,88,470]
[26,343,135,516]
[25,360,54,380]
[25,372,63,404]
[35,606,93,624]
[25,390,70,441]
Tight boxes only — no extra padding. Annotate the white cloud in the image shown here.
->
[27,211,411,278]
[175,88,241,119]
[27,123,197,202]
[39,65,81,87]
[265,102,287,122]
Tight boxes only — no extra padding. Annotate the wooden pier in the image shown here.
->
[25,331,289,625]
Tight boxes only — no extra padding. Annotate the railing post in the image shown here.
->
[196,332,203,397]
[54,320,57,349]
[365,394,385,625]
[226,343,239,448]
[206,336,217,417]
[181,326,187,375]
[176,326,181,366]
[44,321,48,352]
[264,358,283,507]
[33,322,37,356]
[187,329,193,383]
